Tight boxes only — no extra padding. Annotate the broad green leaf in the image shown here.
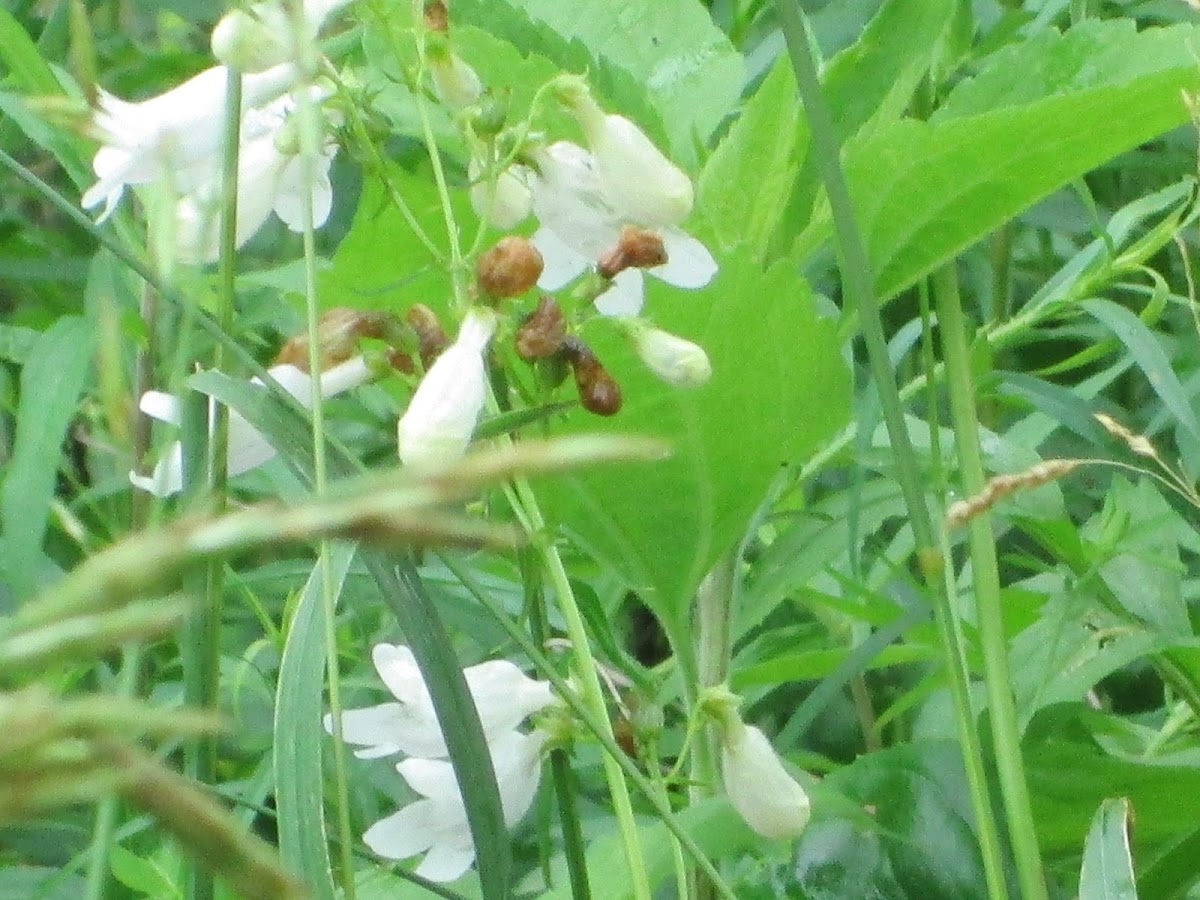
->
[1137,824,1200,899]
[274,543,357,900]
[0,314,94,599]
[808,20,1200,301]
[538,246,850,644]
[451,0,743,161]
[1079,798,1138,900]
[108,844,180,898]
[1081,298,1200,442]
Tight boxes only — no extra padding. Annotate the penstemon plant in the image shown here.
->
[7,0,1200,899]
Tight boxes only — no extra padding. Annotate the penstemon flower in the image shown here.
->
[528,140,716,316]
[325,643,555,759]
[326,644,556,882]
[129,356,369,497]
[396,307,497,471]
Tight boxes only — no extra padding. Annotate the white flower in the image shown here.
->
[325,643,555,759]
[529,141,716,316]
[626,320,711,387]
[81,63,299,221]
[468,156,531,230]
[173,86,339,264]
[211,0,354,73]
[397,307,497,471]
[129,356,369,497]
[721,721,811,840]
[362,729,547,882]
[428,50,483,109]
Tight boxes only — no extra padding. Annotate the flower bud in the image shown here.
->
[211,8,287,73]
[721,721,811,839]
[555,76,693,227]
[476,236,543,299]
[428,40,482,108]
[562,336,621,416]
[468,156,531,229]
[597,226,668,280]
[397,308,496,470]
[514,296,566,360]
[627,321,711,388]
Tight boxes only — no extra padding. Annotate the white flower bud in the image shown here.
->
[211,8,288,73]
[429,47,483,109]
[469,156,532,229]
[628,322,711,387]
[397,308,496,471]
[556,77,693,227]
[721,721,810,839]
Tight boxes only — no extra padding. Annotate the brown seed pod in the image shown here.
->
[423,0,448,32]
[515,295,566,360]
[597,225,667,280]
[273,307,390,371]
[563,335,622,416]
[476,236,544,300]
[405,304,450,368]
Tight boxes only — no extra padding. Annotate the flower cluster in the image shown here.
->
[80,0,349,263]
[325,644,556,882]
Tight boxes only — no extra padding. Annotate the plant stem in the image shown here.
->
[931,264,1048,900]
[773,5,1013,898]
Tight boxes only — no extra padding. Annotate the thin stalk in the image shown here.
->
[439,553,737,900]
[286,6,357,895]
[510,475,653,900]
[773,5,1013,898]
[932,265,1048,900]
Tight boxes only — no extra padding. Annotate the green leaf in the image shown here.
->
[538,247,850,643]
[0,315,94,599]
[1080,298,1200,442]
[108,845,181,899]
[1079,798,1138,900]
[274,543,358,900]
[812,20,1200,300]
[450,0,743,161]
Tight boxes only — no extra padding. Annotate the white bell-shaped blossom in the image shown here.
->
[625,320,712,387]
[80,63,299,221]
[468,156,532,230]
[529,141,716,316]
[362,729,548,882]
[129,356,369,497]
[397,307,496,471]
[173,87,339,264]
[212,0,354,73]
[325,643,555,759]
[721,720,811,840]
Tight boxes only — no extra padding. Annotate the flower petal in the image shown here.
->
[414,841,476,884]
[650,228,718,289]
[463,660,556,734]
[362,800,440,860]
[323,704,407,758]
[532,226,590,291]
[398,756,461,802]
[139,390,183,425]
[594,268,644,317]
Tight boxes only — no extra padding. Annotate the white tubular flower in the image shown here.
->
[397,307,496,471]
[81,63,299,221]
[128,356,369,497]
[362,729,548,882]
[529,141,716,316]
[468,156,532,230]
[721,720,811,840]
[212,0,354,73]
[173,87,339,264]
[625,320,711,388]
[558,78,693,228]
[324,643,555,759]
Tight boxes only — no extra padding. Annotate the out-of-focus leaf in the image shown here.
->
[1079,798,1138,900]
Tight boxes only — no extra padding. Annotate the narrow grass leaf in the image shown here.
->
[1079,798,1138,900]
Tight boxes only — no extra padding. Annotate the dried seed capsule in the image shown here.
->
[476,236,544,300]
[515,296,566,360]
[273,307,390,371]
[405,304,450,367]
[423,0,448,32]
[597,225,668,280]
[563,335,622,416]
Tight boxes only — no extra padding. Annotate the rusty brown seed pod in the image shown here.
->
[273,307,390,371]
[597,226,668,280]
[515,296,567,360]
[476,236,544,300]
[405,304,450,368]
[563,336,622,416]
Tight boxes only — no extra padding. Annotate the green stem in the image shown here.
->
[932,265,1048,900]
[690,553,736,805]
[510,476,653,900]
[286,8,357,895]
[773,6,1014,898]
